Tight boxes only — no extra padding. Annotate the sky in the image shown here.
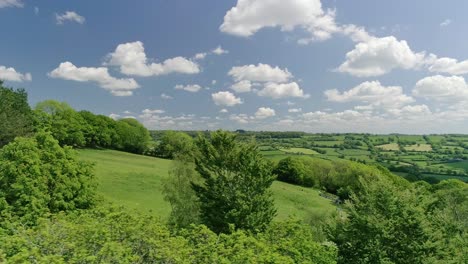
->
[1,0,468,134]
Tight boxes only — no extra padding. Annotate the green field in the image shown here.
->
[280,147,319,155]
[376,143,400,151]
[404,144,432,152]
[78,149,336,221]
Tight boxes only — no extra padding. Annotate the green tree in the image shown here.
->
[162,156,201,229]
[191,130,276,234]
[35,100,86,147]
[0,132,96,224]
[155,131,194,159]
[0,81,34,147]
[331,177,437,264]
[115,118,151,154]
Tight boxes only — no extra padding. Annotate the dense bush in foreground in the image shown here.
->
[0,206,337,263]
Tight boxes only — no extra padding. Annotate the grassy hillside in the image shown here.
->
[78,149,336,221]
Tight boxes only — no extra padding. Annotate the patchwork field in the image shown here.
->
[376,143,400,151]
[280,147,319,155]
[78,149,336,221]
[404,144,432,152]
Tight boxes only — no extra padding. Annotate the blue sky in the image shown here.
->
[1,0,468,133]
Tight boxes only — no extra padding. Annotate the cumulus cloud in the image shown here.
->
[413,75,468,103]
[220,0,372,44]
[174,84,202,93]
[106,41,200,77]
[212,91,243,106]
[258,82,308,99]
[220,108,228,113]
[228,63,292,83]
[0,65,31,82]
[56,11,85,25]
[161,93,173,100]
[212,46,229,55]
[0,0,23,8]
[325,81,414,107]
[255,107,276,119]
[49,61,139,96]
[426,56,468,75]
[231,80,252,93]
[194,53,207,60]
[337,36,426,77]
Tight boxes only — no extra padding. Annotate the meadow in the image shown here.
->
[78,149,336,221]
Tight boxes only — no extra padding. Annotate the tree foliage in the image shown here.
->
[0,81,34,147]
[153,130,195,159]
[0,132,96,224]
[192,130,277,234]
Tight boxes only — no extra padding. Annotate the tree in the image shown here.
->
[115,118,151,154]
[154,131,194,159]
[191,130,276,234]
[331,176,437,264]
[0,81,34,147]
[0,132,96,224]
[35,100,86,147]
[162,155,201,229]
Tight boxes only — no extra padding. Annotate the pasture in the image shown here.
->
[78,149,336,221]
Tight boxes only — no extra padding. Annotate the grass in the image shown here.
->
[376,143,400,151]
[443,160,468,170]
[78,149,336,221]
[404,144,432,152]
[280,147,319,155]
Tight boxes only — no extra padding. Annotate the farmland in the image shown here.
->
[232,132,468,183]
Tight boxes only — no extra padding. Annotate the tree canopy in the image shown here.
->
[192,130,277,234]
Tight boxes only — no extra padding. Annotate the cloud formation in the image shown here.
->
[56,11,85,25]
[106,41,200,77]
[49,62,139,96]
[0,65,31,82]
[212,91,243,106]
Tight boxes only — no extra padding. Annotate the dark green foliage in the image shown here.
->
[192,130,277,234]
[330,176,453,264]
[0,132,96,224]
[0,81,34,147]
[34,100,151,154]
[274,156,316,187]
[153,130,195,159]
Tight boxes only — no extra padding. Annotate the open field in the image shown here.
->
[376,143,400,151]
[404,144,432,152]
[280,147,319,155]
[78,149,336,221]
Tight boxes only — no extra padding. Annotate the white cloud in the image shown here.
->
[194,52,207,60]
[231,80,252,93]
[229,114,251,124]
[161,93,173,100]
[0,65,31,82]
[56,11,85,25]
[212,91,243,106]
[0,0,23,8]
[258,82,308,99]
[220,0,339,41]
[212,46,229,55]
[288,108,302,113]
[49,61,139,96]
[325,81,414,107]
[440,19,452,27]
[387,104,432,119]
[109,113,121,120]
[34,6,38,15]
[337,36,426,77]
[212,80,217,85]
[426,56,468,75]
[174,84,202,93]
[228,63,292,83]
[255,107,276,119]
[220,108,228,113]
[220,0,373,44]
[413,75,468,103]
[106,41,200,77]
[141,109,165,116]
